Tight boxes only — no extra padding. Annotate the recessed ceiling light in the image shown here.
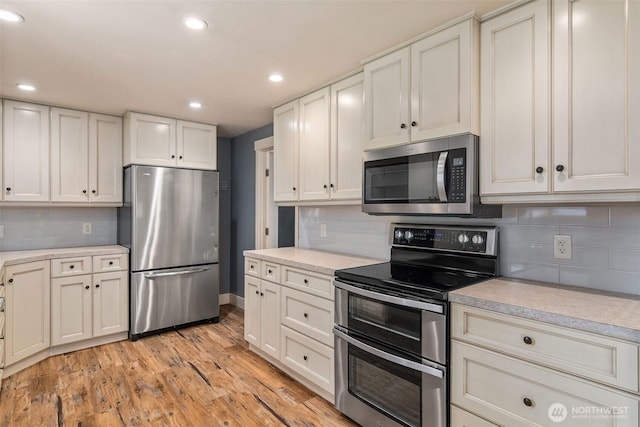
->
[184,17,207,30]
[268,74,284,83]
[16,83,35,91]
[189,101,202,109]
[0,8,24,23]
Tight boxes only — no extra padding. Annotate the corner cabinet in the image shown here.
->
[274,73,365,203]
[2,100,50,202]
[124,112,217,170]
[481,0,640,203]
[4,261,51,366]
[363,17,479,150]
[51,108,123,204]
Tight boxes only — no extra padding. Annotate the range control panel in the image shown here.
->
[392,224,497,255]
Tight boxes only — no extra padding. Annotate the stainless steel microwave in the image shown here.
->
[362,134,501,217]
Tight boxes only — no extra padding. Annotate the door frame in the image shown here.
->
[255,136,274,249]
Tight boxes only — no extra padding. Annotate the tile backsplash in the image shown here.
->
[0,207,117,251]
[298,204,640,296]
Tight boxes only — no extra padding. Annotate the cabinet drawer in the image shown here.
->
[282,267,333,300]
[93,254,128,273]
[244,258,260,277]
[451,341,640,427]
[281,286,334,347]
[261,261,281,283]
[451,304,639,392]
[280,325,334,394]
[451,405,498,427]
[51,257,92,277]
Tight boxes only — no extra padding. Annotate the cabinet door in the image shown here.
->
[411,19,478,141]
[125,112,176,167]
[93,271,128,337]
[51,275,92,345]
[273,100,299,201]
[260,280,281,359]
[2,100,50,202]
[299,87,331,201]
[5,261,50,365]
[553,0,640,192]
[364,47,410,150]
[330,73,365,200]
[244,275,261,346]
[51,108,90,202]
[479,0,550,196]
[176,121,217,170]
[89,114,123,203]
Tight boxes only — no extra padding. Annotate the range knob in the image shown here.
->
[404,230,414,241]
[395,230,404,240]
[458,234,469,244]
[472,234,485,245]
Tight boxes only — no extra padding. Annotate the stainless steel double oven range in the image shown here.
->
[334,224,499,427]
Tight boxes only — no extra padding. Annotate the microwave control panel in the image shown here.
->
[448,148,466,203]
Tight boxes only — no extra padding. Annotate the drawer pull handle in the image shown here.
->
[303,355,308,361]
[303,279,308,284]
[70,265,75,269]
[303,313,308,318]
[523,336,533,345]
[523,398,533,407]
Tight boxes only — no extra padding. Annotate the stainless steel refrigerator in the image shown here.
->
[118,165,219,340]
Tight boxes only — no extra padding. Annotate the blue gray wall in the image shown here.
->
[217,137,232,295]
[230,124,273,298]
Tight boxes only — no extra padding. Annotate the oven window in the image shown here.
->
[364,152,441,204]
[348,344,421,427]
[349,294,421,355]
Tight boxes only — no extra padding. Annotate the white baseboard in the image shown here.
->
[220,293,244,309]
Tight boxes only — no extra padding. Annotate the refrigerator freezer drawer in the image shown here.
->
[130,264,219,337]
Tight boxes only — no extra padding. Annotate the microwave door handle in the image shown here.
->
[333,328,444,379]
[436,152,448,202]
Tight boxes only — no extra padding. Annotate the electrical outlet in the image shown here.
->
[82,223,92,235]
[553,235,572,259]
[320,223,327,238]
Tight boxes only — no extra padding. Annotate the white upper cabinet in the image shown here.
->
[51,108,90,202]
[124,112,217,170]
[330,73,365,200]
[2,100,50,202]
[364,48,411,150]
[552,0,640,193]
[51,108,122,204]
[176,120,217,170]
[274,100,299,202]
[299,88,331,201]
[480,0,550,196]
[364,17,479,151]
[89,113,123,203]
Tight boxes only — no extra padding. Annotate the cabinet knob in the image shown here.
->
[411,121,417,127]
[250,265,254,270]
[92,190,97,194]
[179,156,183,160]
[400,123,406,129]
[293,187,296,191]
[85,285,90,290]
[5,187,11,192]
[303,355,308,361]
[323,184,328,189]
[260,292,264,296]
[8,278,13,283]
[95,284,100,288]
[330,183,334,189]
[268,269,272,274]
[255,290,259,295]
[109,261,114,265]
[82,190,87,194]
[556,164,565,172]
[523,336,533,345]
[171,155,176,159]
[523,397,533,407]
[70,265,75,269]
[303,313,308,318]
[535,167,544,174]
[303,279,308,284]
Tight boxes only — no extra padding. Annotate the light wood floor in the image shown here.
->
[0,305,358,427]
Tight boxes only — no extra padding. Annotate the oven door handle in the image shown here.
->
[334,279,444,314]
[333,328,444,379]
[436,151,448,202]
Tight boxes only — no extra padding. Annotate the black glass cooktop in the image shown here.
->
[335,261,492,302]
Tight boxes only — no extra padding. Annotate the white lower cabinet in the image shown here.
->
[450,304,640,427]
[93,271,128,338]
[244,256,335,401]
[51,275,93,345]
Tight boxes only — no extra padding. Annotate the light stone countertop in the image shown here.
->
[243,247,384,276]
[0,245,129,269]
[450,278,640,344]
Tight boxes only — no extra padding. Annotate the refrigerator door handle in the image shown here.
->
[144,267,211,279]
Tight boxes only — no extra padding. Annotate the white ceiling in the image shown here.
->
[0,0,510,138]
